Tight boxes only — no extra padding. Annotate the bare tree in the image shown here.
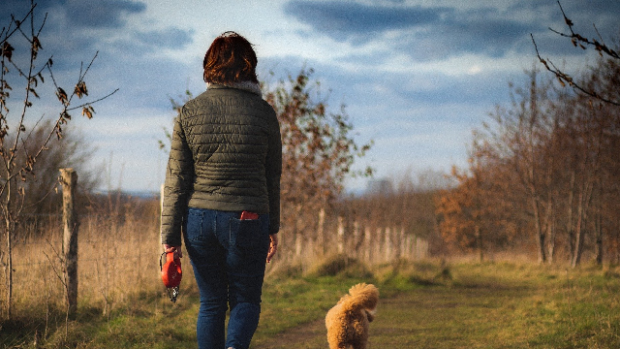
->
[263,67,372,257]
[0,1,117,318]
[472,70,560,263]
[441,60,620,265]
[1,123,101,216]
[264,68,373,211]
[531,1,620,106]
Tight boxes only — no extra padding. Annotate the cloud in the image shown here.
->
[135,28,194,50]
[401,17,536,61]
[1,1,145,43]
[50,0,146,29]
[283,1,619,61]
[4,1,193,55]
[2,0,198,125]
[284,1,450,42]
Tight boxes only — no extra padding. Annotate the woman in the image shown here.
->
[161,31,281,349]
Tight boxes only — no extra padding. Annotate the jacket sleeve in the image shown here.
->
[266,111,282,235]
[161,115,194,246]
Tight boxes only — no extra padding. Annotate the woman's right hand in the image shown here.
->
[163,244,183,259]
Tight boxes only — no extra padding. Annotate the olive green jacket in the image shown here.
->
[161,82,282,246]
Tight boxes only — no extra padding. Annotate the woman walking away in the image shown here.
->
[160,31,281,349]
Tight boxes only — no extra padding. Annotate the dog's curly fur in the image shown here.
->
[325,283,379,349]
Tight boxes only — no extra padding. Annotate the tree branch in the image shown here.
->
[0,5,36,46]
[530,1,620,106]
[531,35,619,107]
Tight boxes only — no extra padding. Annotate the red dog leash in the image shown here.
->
[160,251,182,302]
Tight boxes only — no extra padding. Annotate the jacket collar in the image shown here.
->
[207,81,262,96]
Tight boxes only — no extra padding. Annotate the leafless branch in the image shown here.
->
[531,35,619,107]
[0,5,36,46]
[530,0,620,106]
[67,88,120,112]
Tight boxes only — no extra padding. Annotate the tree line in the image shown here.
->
[436,42,620,265]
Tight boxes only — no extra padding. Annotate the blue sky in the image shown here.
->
[2,0,619,193]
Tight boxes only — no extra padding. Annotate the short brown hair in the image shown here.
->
[203,31,258,84]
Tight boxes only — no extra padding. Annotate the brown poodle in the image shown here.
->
[325,283,379,349]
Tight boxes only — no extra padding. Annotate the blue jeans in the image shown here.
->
[184,208,271,349]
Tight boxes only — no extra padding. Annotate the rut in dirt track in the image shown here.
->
[253,317,327,349]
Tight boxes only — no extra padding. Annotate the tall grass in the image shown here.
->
[2,196,164,318]
[2,195,429,323]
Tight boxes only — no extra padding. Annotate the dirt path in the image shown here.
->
[251,283,530,349]
[252,317,327,349]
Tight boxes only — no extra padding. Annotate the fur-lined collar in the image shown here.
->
[206,81,262,96]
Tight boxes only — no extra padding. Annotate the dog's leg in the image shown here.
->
[351,339,367,349]
[328,338,347,349]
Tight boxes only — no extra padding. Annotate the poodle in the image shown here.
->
[325,283,379,349]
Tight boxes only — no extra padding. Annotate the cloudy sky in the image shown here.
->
[2,0,619,193]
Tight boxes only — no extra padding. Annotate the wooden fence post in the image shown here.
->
[295,232,303,259]
[352,221,360,255]
[316,208,325,256]
[384,227,392,262]
[294,204,303,260]
[364,226,371,262]
[60,168,79,316]
[337,216,345,255]
[398,226,405,259]
[375,227,383,264]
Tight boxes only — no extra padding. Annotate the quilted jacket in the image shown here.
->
[161,82,282,246]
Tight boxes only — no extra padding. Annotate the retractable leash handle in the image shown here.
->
[160,252,182,302]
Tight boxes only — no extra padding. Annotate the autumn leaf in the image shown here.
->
[28,88,39,98]
[32,36,42,59]
[82,105,95,119]
[56,87,68,105]
[1,42,14,61]
[557,77,566,87]
[74,81,88,98]
[61,111,71,122]
[55,125,63,139]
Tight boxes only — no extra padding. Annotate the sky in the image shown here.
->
[2,0,619,194]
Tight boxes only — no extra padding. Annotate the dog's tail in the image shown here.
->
[342,283,379,312]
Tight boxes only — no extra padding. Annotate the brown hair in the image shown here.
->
[203,31,258,84]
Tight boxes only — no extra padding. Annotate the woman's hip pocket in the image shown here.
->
[229,214,269,254]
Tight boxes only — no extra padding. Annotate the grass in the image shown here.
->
[367,261,620,349]
[2,259,620,348]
